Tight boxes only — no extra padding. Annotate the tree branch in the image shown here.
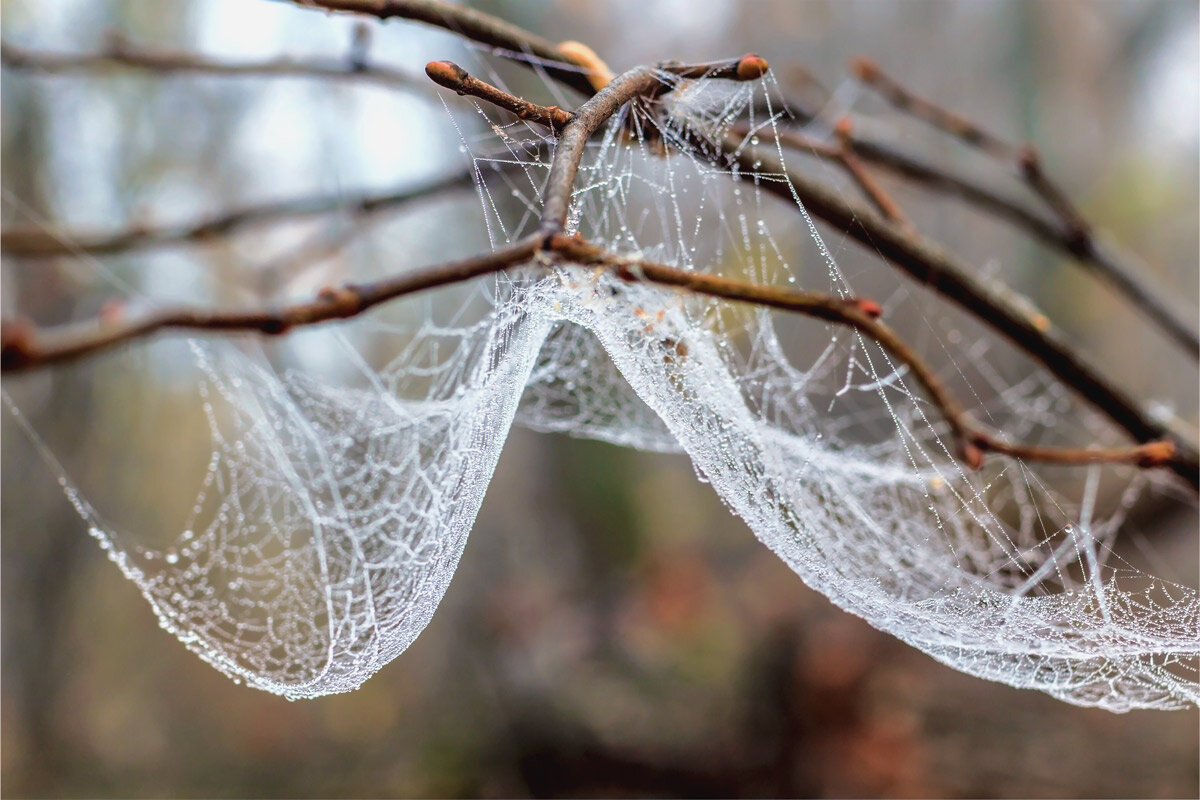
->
[845,56,1198,357]
[0,234,543,371]
[549,234,1176,472]
[729,136,1199,486]
[0,36,426,92]
[1,172,475,258]
[539,55,770,235]
[2,221,1175,476]
[425,60,573,131]
[284,0,597,96]
[738,121,911,229]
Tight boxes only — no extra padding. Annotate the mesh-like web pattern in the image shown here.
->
[23,64,1199,708]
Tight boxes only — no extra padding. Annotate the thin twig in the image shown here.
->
[836,131,1199,358]
[0,37,426,92]
[425,61,573,131]
[285,0,597,96]
[740,122,911,229]
[851,58,1097,261]
[851,56,1015,158]
[0,235,543,371]
[1,172,475,258]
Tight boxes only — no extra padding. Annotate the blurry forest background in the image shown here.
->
[2,0,1198,797]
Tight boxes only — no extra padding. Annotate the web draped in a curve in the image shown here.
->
[39,68,1200,709]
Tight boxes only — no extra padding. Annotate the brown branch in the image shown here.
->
[548,234,1176,473]
[540,55,771,235]
[286,0,597,96]
[741,121,912,230]
[425,60,573,131]
[834,131,1199,358]
[0,235,542,371]
[850,59,1101,278]
[831,118,911,230]
[724,136,1199,487]
[0,37,426,92]
[539,66,667,234]
[1017,145,1092,248]
[851,56,1016,159]
[3,216,1175,475]
[1,172,476,258]
[659,53,770,82]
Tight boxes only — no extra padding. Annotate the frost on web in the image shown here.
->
[13,58,1199,708]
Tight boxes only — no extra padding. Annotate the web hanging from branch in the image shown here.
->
[9,52,1198,709]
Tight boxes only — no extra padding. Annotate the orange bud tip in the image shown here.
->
[854,298,883,318]
[424,61,469,90]
[0,318,36,367]
[834,117,854,138]
[850,56,879,81]
[99,299,124,323]
[736,54,769,82]
[1136,439,1176,468]
[1017,145,1041,173]
[961,442,985,470]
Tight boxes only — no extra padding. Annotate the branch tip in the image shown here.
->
[851,298,883,318]
[735,53,769,81]
[850,56,879,82]
[424,60,469,92]
[1017,144,1042,176]
[1137,439,1176,468]
[0,318,36,369]
[557,40,613,91]
[961,441,986,471]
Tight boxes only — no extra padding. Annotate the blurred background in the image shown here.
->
[2,0,1197,796]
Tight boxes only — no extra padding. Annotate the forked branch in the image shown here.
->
[3,0,1194,486]
[847,56,1198,357]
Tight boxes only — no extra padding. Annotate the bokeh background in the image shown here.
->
[2,0,1198,797]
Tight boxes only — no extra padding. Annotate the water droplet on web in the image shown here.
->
[750,136,760,146]
[165,550,179,565]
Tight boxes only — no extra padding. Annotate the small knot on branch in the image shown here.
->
[735,53,769,82]
[317,284,359,313]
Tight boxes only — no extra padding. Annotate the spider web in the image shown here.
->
[6,52,1198,709]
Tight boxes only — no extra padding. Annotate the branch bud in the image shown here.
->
[735,53,769,81]
[1136,439,1176,468]
[850,56,879,82]
[424,61,470,93]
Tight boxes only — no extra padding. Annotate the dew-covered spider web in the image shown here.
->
[6,51,1198,710]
